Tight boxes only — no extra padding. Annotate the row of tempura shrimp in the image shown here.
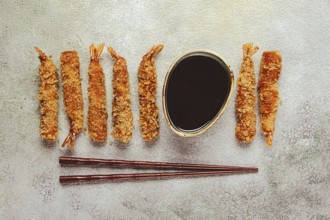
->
[35,44,164,151]
[235,43,282,147]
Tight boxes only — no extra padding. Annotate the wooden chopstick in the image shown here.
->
[59,169,258,184]
[59,156,258,172]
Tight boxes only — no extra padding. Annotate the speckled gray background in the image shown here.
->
[0,0,329,219]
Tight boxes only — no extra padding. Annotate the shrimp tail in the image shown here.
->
[147,44,164,58]
[61,127,76,151]
[34,47,47,61]
[89,43,105,61]
[266,133,273,147]
[107,46,121,60]
[243,43,259,57]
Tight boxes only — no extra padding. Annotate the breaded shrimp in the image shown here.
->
[35,47,59,142]
[108,47,133,143]
[235,43,259,143]
[88,43,108,142]
[138,45,164,141]
[60,51,84,150]
[258,51,282,147]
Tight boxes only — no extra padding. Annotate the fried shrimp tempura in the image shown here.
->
[138,45,164,141]
[35,47,59,142]
[88,43,108,142]
[235,43,259,143]
[108,47,133,143]
[258,51,282,147]
[60,51,83,151]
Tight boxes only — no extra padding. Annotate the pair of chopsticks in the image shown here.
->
[59,156,258,184]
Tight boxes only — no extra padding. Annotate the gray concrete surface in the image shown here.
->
[0,0,329,219]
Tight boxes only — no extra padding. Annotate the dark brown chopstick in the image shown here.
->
[60,169,258,184]
[59,156,258,172]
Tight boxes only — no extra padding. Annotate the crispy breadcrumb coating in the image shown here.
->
[258,51,282,147]
[35,47,59,142]
[88,43,108,142]
[138,45,164,141]
[60,51,84,151]
[235,43,259,143]
[108,47,133,143]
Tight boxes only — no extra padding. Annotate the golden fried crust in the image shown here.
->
[88,43,108,142]
[108,47,133,143]
[235,43,259,143]
[60,51,83,150]
[138,45,163,141]
[35,47,59,142]
[258,51,282,147]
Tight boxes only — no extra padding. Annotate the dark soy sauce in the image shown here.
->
[165,55,230,131]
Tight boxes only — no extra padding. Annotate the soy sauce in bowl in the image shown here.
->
[163,51,234,137]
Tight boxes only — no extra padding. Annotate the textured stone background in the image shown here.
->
[0,0,329,219]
